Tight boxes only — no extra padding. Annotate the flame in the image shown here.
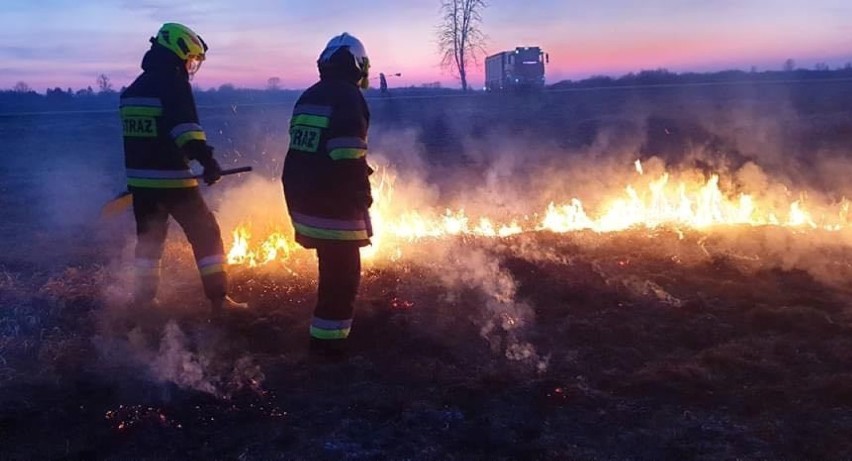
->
[224,160,850,267]
[226,227,295,268]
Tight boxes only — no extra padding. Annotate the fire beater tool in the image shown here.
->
[100,166,253,219]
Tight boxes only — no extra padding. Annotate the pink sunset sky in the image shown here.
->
[1,0,850,91]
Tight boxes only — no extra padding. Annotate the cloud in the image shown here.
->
[117,0,221,20]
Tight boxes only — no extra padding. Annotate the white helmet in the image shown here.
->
[318,32,370,89]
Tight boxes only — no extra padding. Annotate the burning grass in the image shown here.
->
[224,159,851,272]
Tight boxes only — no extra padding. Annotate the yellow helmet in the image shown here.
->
[154,23,208,76]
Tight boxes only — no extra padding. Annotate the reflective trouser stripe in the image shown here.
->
[310,317,353,340]
[200,264,226,276]
[135,258,161,276]
[197,254,226,276]
[310,326,351,339]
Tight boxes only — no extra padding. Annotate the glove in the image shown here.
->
[201,157,222,186]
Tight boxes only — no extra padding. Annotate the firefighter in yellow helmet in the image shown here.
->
[120,23,247,312]
[282,33,373,358]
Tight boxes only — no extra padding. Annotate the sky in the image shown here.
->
[0,0,850,91]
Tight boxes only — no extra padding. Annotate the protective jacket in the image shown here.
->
[120,45,213,189]
[282,72,372,248]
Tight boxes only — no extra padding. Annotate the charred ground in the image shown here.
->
[1,229,852,460]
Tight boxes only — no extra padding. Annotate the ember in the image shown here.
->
[104,405,180,432]
[390,297,415,309]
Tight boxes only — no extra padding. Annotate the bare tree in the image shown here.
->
[12,81,31,93]
[437,0,487,91]
[267,77,281,91]
[96,74,113,93]
[783,59,795,72]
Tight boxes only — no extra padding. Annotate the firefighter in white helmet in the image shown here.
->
[281,33,373,359]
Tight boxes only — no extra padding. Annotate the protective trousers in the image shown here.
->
[131,187,228,302]
[310,243,362,340]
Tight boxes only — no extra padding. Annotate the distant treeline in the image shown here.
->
[2,66,852,114]
[0,85,302,114]
[548,66,852,90]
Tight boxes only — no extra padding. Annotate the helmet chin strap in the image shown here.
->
[358,57,370,89]
[186,57,203,79]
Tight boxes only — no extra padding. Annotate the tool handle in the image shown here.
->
[194,166,253,178]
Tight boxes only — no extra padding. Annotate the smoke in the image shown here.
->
[146,320,264,397]
[97,306,266,397]
[368,127,441,212]
[92,236,265,398]
[194,88,852,369]
[708,227,852,288]
[422,242,549,373]
[142,321,219,395]
[42,86,846,392]
[213,175,289,238]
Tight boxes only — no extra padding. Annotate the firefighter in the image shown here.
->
[282,32,373,357]
[120,23,247,312]
[379,73,388,95]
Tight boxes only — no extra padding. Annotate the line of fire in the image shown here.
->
[225,159,851,269]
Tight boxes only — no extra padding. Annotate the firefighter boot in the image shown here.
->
[133,257,162,309]
[132,278,161,309]
[309,337,349,363]
[126,276,163,343]
[132,295,161,310]
[211,295,248,312]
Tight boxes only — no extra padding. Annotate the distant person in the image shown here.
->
[282,32,373,359]
[120,23,247,313]
[379,72,388,95]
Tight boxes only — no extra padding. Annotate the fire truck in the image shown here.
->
[485,46,548,91]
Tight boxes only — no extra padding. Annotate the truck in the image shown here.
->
[485,47,548,91]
